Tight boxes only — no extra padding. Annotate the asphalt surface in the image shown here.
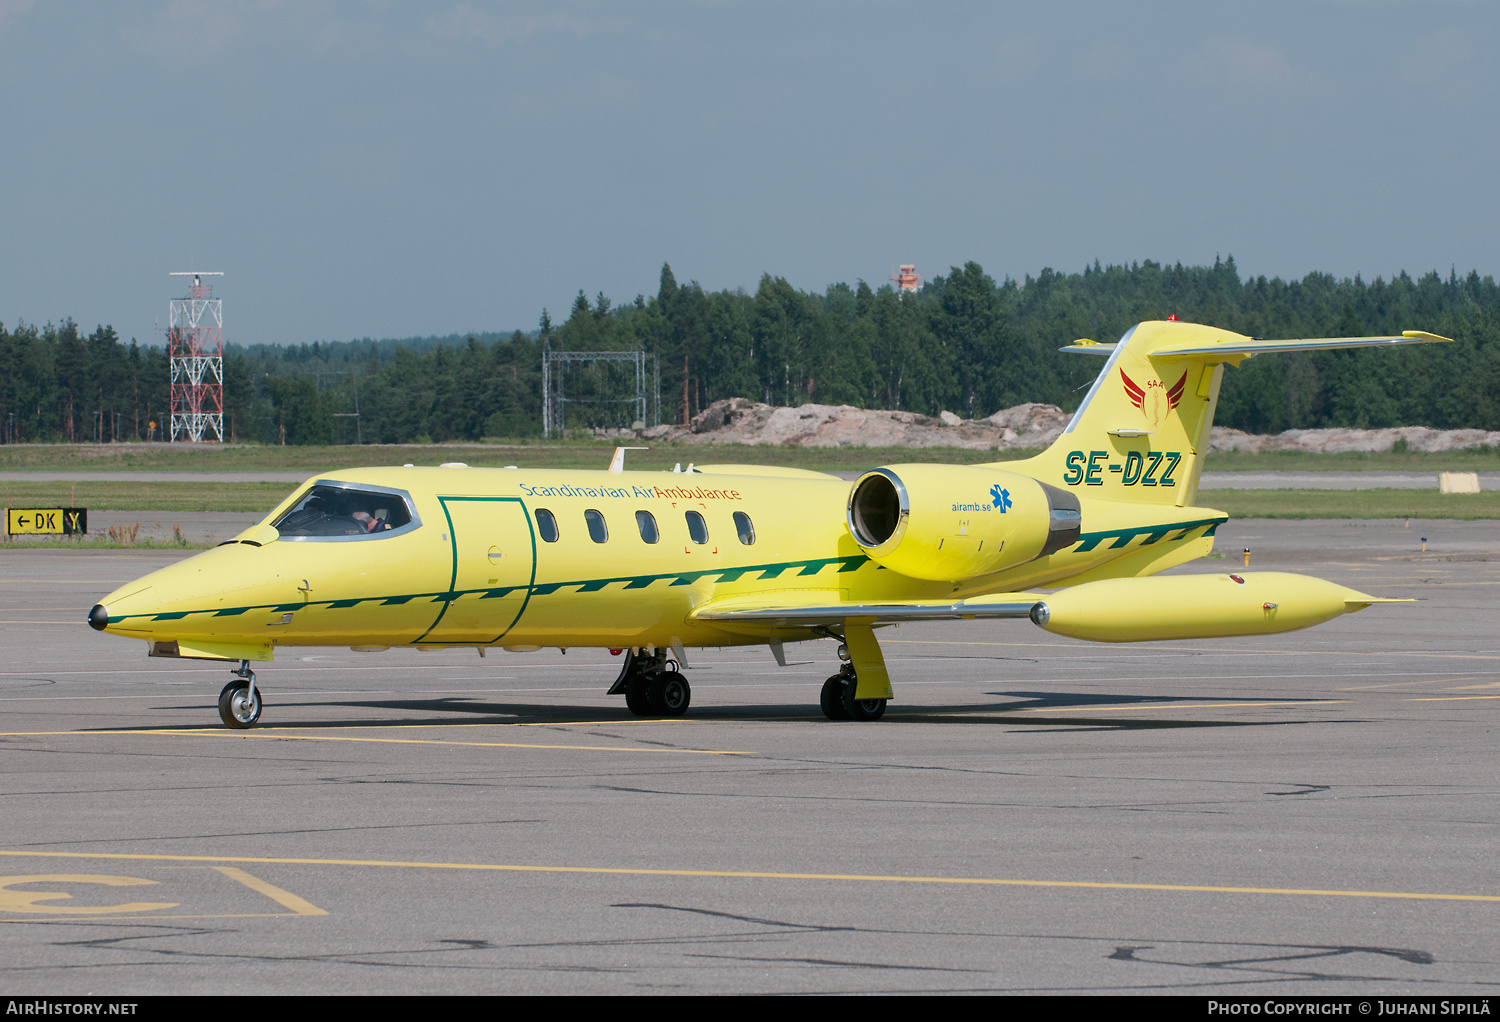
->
[1,518,1497,994]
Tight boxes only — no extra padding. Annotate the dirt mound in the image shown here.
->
[1208,425,1500,454]
[623,398,1070,450]
[588,398,1500,453]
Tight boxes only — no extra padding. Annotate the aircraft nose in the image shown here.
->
[88,604,109,631]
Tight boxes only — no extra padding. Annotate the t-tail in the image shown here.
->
[996,320,1453,507]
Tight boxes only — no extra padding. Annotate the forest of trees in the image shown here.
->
[3,257,1498,446]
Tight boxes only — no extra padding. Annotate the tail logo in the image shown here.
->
[1122,369,1188,427]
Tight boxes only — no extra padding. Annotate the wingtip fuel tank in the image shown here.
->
[1029,571,1390,643]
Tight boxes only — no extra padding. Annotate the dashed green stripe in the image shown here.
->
[107,554,872,626]
[104,525,1220,629]
[1072,517,1224,553]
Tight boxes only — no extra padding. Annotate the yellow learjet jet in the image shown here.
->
[88,320,1451,727]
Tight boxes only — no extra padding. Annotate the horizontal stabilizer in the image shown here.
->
[1147,330,1453,364]
[1059,339,1117,355]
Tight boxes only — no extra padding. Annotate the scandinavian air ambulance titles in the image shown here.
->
[518,482,743,501]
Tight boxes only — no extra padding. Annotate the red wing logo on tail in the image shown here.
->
[1122,369,1190,426]
[1166,370,1188,409]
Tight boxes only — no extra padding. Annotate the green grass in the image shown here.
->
[2,481,293,513]
[1,535,209,551]
[1195,488,1500,519]
[0,441,1038,474]
[2,439,1498,473]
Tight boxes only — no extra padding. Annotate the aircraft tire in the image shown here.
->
[820,676,851,721]
[649,671,691,716]
[841,681,886,722]
[218,680,262,730]
[624,677,652,716]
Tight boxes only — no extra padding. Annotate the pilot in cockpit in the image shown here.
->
[350,509,390,533]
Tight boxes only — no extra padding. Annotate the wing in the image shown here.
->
[690,591,1040,627]
[1120,369,1145,409]
[1165,370,1188,409]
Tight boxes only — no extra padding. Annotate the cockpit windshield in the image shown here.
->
[271,483,416,539]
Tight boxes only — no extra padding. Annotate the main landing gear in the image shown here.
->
[819,641,887,722]
[218,660,263,730]
[609,648,691,717]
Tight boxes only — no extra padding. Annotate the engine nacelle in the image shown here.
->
[845,465,1081,582]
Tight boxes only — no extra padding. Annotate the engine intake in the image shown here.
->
[848,470,907,548]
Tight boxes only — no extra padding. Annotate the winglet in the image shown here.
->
[1401,330,1454,343]
[1059,338,1117,355]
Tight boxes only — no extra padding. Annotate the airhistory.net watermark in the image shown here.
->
[5,1004,138,1016]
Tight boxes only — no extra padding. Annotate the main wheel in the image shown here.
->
[648,671,691,716]
[820,676,851,721]
[841,680,886,722]
[218,680,262,729]
[624,676,652,716]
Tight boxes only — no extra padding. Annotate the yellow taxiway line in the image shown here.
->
[0,850,1494,905]
[212,865,326,915]
[0,727,752,756]
[1406,695,1500,703]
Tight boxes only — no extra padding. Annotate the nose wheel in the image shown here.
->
[820,665,885,722]
[218,661,263,729]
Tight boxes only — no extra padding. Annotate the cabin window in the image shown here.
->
[535,508,559,543]
[271,482,416,540]
[635,510,659,544]
[685,510,708,544]
[585,509,609,543]
[734,511,756,545]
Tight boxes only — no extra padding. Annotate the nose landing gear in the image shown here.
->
[218,660,263,729]
[820,662,886,722]
[610,648,691,717]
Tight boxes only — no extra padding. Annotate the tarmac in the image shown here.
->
[0,518,1497,994]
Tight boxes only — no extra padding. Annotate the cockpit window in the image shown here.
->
[271,483,417,540]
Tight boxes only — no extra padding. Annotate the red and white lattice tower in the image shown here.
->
[167,271,225,442]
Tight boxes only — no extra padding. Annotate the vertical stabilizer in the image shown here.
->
[993,319,1450,507]
[996,320,1234,507]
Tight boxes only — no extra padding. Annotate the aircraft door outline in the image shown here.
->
[417,496,538,644]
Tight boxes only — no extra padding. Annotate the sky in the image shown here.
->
[1,1,1496,347]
